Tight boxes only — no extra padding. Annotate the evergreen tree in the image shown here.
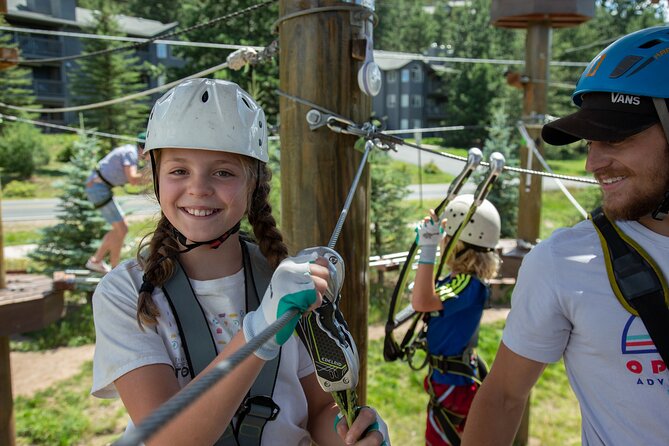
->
[29,133,107,273]
[478,105,519,238]
[0,16,39,117]
[370,150,411,256]
[68,1,151,152]
[0,15,47,179]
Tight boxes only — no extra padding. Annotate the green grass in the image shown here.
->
[14,361,127,446]
[12,319,579,445]
[369,320,580,445]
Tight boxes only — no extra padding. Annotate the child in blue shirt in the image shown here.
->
[411,194,501,446]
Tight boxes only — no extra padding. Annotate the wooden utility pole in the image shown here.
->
[517,23,551,244]
[278,1,372,403]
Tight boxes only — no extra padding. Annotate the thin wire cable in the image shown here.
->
[0,60,230,113]
[113,310,297,446]
[0,112,141,143]
[1,0,278,65]
[277,89,598,185]
[373,49,590,68]
[517,123,588,218]
[0,25,265,51]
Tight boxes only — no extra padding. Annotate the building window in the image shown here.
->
[401,69,410,83]
[157,43,168,59]
[400,118,409,129]
[413,119,422,130]
[386,94,397,108]
[387,71,397,83]
[411,66,423,83]
[401,94,409,108]
[411,95,422,108]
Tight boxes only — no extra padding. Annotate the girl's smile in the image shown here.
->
[158,148,250,244]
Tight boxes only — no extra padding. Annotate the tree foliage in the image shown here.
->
[167,0,280,124]
[479,105,519,238]
[68,1,152,152]
[29,133,107,273]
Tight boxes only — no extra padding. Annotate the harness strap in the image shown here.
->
[95,168,115,188]
[425,373,463,446]
[93,195,114,209]
[162,238,280,446]
[427,353,481,385]
[590,207,669,366]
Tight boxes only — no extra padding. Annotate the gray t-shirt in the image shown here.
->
[97,144,138,186]
[504,219,669,446]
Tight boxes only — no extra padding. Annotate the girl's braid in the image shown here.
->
[135,216,180,327]
[247,162,288,269]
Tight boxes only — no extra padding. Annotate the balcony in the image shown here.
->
[18,35,63,58]
[33,79,64,100]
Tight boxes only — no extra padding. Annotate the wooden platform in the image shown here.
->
[0,274,65,337]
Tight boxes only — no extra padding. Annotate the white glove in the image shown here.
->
[243,252,318,360]
[415,216,440,264]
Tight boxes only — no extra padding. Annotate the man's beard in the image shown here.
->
[603,150,669,221]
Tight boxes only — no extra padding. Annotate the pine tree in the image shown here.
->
[29,133,107,273]
[0,16,47,179]
[0,16,39,117]
[477,105,519,238]
[68,1,150,152]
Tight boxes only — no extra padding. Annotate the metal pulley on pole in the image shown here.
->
[278,0,375,404]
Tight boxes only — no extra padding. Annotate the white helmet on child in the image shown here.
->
[144,78,269,162]
[442,194,501,250]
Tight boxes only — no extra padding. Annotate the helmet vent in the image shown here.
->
[639,39,662,49]
[241,97,252,109]
[610,55,643,78]
[201,91,209,103]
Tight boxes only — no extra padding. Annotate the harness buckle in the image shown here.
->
[238,395,281,421]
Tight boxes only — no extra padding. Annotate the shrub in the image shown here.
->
[3,180,37,198]
[0,123,49,179]
[422,160,441,175]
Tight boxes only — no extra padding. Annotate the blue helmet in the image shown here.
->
[572,25,669,105]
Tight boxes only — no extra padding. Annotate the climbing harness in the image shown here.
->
[161,237,280,446]
[383,147,482,363]
[590,207,669,365]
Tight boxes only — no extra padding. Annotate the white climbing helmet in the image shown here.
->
[442,194,501,250]
[144,78,269,162]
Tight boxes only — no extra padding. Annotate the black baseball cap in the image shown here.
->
[542,92,661,146]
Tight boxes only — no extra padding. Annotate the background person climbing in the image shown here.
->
[85,131,148,273]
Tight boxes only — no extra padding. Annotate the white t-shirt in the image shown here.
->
[91,259,315,446]
[503,219,669,446]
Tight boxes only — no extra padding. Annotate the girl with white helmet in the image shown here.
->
[90,78,388,445]
[411,195,501,446]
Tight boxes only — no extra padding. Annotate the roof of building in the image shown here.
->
[375,50,458,74]
[6,1,177,37]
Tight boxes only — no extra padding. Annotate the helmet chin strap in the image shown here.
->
[172,221,242,254]
[651,98,669,221]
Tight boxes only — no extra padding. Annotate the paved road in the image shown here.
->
[2,195,161,223]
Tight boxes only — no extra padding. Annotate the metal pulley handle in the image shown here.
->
[435,152,506,281]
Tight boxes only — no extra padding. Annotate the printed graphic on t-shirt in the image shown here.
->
[620,315,667,388]
[212,311,245,346]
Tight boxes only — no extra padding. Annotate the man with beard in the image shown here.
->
[462,26,669,446]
